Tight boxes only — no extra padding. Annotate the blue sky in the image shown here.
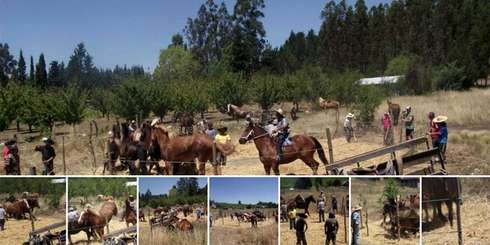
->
[1,0,389,70]
[210,177,278,204]
[139,177,207,195]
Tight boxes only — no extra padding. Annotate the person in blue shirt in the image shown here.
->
[272,109,290,161]
[433,115,448,162]
[351,205,362,245]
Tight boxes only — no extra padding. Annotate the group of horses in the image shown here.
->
[68,195,136,244]
[231,210,267,228]
[146,205,197,232]
[381,194,420,236]
[3,193,40,220]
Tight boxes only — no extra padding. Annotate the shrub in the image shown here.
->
[435,62,467,90]
[352,85,385,125]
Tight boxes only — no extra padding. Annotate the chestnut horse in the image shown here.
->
[219,104,252,122]
[239,120,328,175]
[150,124,228,175]
[124,209,137,227]
[78,209,106,241]
[387,99,401,126]
[99,200,118,233]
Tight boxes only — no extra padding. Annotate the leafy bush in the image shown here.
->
[435,62,467,90]
[352,86,385,125]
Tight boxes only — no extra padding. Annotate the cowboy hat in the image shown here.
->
[352,205,362,211]
[41,137,49,142]
[131,120,136,124]
[346,113,354,118]
[69,207,75,212]
[275,108,284,115]
[217,126,228,132]
[433,115,448,123]
[107,131,114,137]
[151,118,160,127]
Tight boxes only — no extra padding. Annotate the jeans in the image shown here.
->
[289,218,296,230]
[276,133,287,159]
[0,219,4,230]
[319,209,325,222]
[326,233,336,245]
[43,162,54,175]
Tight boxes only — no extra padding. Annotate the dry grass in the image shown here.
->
[0,214,65,244]
[210,216,278,245]
[351,178,420,245]
[280,186,349,245]
[422,178,490,245]
[139,213,207,245]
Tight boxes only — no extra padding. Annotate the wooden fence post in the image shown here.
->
[62,136,66,175]
[396,195,401,240]
[456,179,463,245]
[326,128,334,164]
[365,205,369,237]
[344,198,347,243]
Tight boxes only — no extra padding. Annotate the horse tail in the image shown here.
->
[309,136,328,165]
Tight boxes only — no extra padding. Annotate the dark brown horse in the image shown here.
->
[238,120,328,175]
[106,123,140,174]
[387,100,401,126]
[5,198,39,219]
[179,112,194,136]
[287,194,317,216]
[150,124,228,175]
[176,219,194,232]
[124,209,137,227]
[78,209,106,240]
[422,178,461,227]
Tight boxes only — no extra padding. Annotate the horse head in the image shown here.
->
[27,198,40,209]
[239,119,267,144]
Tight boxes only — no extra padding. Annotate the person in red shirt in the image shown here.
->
[427,112,440,148]
[382,112,393,145]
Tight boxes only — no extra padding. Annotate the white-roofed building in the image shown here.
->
[358,75,403,85]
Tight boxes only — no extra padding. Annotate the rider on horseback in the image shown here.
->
[122,195,136,222]
[272,109,290,161]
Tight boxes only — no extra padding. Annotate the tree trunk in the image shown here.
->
[16,120,20,132]
[28,124,32,133]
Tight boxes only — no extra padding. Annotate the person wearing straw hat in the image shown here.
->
[272,108,290,161]
[351,205,362,245]
[0,203,6,231]
[35,137,56,175]
[433,115,448,161]
[215,124,231,166]
[426,112,440,148]
[344,113,355,143]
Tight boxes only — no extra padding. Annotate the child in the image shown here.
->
[215,126,231,166]
[288,208,297,230]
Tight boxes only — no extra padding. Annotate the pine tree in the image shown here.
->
[48,60,63,87]
[35,53,48,88]
[0,43,16,86]
[353,0,369,72]
[17,50,27,82]
[29,56,35,82]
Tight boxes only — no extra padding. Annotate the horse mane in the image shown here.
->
[121,123,130,138]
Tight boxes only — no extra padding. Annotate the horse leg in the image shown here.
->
[198,162,205,175]
[446,200,454,227]
[272,162,280,175]
[263,163,272,175]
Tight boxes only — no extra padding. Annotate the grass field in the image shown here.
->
[0,214,65,244]
[280,186,349,245]
[422,178,490,245]
[351,178,420,245]
[210,213,278,245]
[1,88,488,175]
[139,212,207,245]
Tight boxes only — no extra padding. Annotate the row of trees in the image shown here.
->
[139,178,207,208]
[68,178,137,199]
[281,177,349,190]
[0,178,65,208]
[210,200,277,209]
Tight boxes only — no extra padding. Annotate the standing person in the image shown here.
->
[434,116,448,161]
[210,214,213,228]
[128,120,137,133]
[427,112,440,148]
[205,122,217,139]
[0,204,6,231]
[121,195,136,222]
[215,126,232,166]
[382,112,393,145]
[324,212,339,245]
[318,199,326,223]
[288,208,297,230]
[318,192,326,202]
[331,195,338,214]
[3,139,20,175]
[351,206,362,245]
[295,213,308,245]
[35,137,56,175]
[281,203,288,222]
[272,109,290,161]
[343,113,355,143]
[402,106,415,140]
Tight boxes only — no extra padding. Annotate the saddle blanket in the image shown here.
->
[282,138,293,147]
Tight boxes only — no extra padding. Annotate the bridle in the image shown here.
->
[240,124,269,142]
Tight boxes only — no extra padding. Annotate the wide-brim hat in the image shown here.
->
[346,113,354,118]
[151,118,160,127]
[352,205,362,211]
[41,137,49,142]
[69,207,75,212]
[433,115,448,123]
[275,108,284,115]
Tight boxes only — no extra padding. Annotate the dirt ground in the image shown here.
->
[210,216,278,245]
[1,89,488,175]
[0,214,65,244]
[422,178,490,244]
[139,212,207,245]
[281,187,349,245]
[351,178,420,245]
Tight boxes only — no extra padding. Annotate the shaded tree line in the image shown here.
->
[68,178,137,200]
[0,178,65,208]
[139,178,207,208]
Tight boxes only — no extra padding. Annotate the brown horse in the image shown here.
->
[287,194,317,216]
[179,112,194,136]
[319,97,340,118]
[78,209,106,240]
[238,120,328,175]
[106,123,140,174]
[124,209,137,227]
[387,99,401,126]
[5,198,39,219]
[219,104,252,122]
[176,219,194,232]
[150,124,228,175]
[99,200,118,233]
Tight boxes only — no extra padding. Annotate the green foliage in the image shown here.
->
[250,73,282,110]
[352,85,385,125]
[211,201,276,210]
[89,89,113,118]
[35,53,48,89]
[112,77,153,121]
[139,178,207,208]
[435,62,468,91]
[208,63,249,108]
[0,178,65,209]
[69,178,136,199]
[154,46,200,82]
[385,54,416,76]
[382,179,400,202]
[171,79,209,114]
[281,177,348,190]
[148,81,173,119]
[0,43,16,86]
[58,84,87,126]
